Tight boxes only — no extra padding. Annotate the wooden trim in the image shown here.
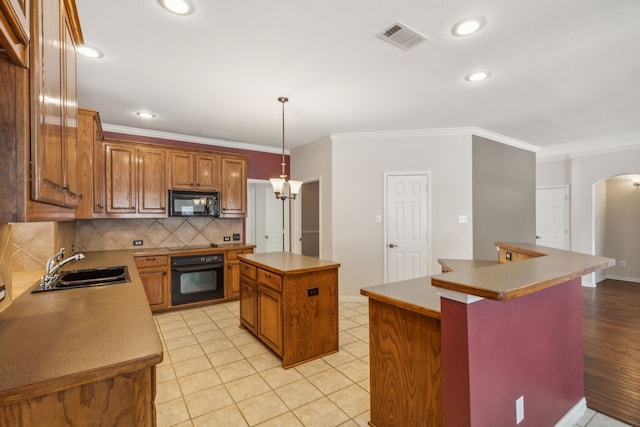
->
[61,0,82,44]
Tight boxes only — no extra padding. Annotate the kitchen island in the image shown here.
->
[239,252,340,368]
[361,243,614,427]
[0,251,163,426]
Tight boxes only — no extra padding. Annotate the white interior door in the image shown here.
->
[265,188,284,252]
[536,186,570,249]
[246,187,255,245]
[386,174,429,282]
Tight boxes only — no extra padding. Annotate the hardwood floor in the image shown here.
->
[582,279,640,427]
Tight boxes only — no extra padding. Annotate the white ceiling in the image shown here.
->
[75,0,640,156]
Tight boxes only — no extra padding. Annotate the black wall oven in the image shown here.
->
[171,253,224,305]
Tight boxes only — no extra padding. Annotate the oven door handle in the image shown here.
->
[172,265,222,273]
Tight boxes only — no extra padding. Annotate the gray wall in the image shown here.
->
[472,136,536,259]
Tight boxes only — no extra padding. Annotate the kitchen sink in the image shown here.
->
[32,266,130,292]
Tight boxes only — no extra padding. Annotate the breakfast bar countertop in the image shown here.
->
[0,250,163,401]
[431,242,615,301]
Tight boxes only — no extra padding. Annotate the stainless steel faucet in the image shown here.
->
[41,248,86,290]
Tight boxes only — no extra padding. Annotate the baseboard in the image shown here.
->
[606,274,640,284]
[555,398,587,427]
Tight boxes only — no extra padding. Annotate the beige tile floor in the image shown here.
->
[154,300,630,427]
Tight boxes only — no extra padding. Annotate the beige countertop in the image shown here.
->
[360,242,614,314]
[360,277,441,319]
[239,252,340,275]
[0,250,163,401]
[431,242,615,301]
[132,243,255,258]
[438,259,500,273]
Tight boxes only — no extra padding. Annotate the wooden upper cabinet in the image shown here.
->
[169,151,195,190]
[195,153,219,191]
[30,0,82,209]
[137,147,167,214]
[103,141,167,217]
[105,143,136,214]
[75,109,102,219]
[169,151,219,191]
[220,156,246,216]
[0,0,30,67]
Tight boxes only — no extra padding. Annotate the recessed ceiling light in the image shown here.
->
[452,16,486,37]
[465,71,490,82]
[136,111,156,119]
[77,45,103,58]
[158,0,194,15]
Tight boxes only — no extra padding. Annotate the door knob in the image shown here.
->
[388,243,397,248]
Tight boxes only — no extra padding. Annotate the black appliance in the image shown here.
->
[169,190,220,217]
[171,253,224,305]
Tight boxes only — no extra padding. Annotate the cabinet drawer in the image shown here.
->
[135,255,168,269]
[258,269,282,292]
[227,249,249,261]
[240,263,257,280]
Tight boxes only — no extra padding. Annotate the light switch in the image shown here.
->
[458,215,468,224]
[375,215,382,224]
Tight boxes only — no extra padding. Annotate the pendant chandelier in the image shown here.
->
[270,97,302,200]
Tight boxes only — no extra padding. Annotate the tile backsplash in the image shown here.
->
[76,217,242,251]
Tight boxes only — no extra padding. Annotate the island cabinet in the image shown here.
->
[360,243,614,427]
[239,252,340,368]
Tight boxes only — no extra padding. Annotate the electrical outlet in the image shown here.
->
[133,240,143,246]
[233,233,241,241]
[620,259,626,268]
[223,236,231,242]
[506,251,512,261]
[307,287,319,297]
[516,396,524,424]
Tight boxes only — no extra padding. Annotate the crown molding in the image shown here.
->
[330,127,540,153]
[536,132,640,160]
[101,123,286,155]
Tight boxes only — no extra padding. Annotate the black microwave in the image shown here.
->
[169,190,220,217]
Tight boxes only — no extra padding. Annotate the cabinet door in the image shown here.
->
[61,7,77,207]
[93,140,105,214]
[220,156,246,216]
[0,0,30,67]
[195,154,218,191]
[170,152,194,189]
[31,0,64,206]
[258,286,283,355]
[137,147,167,214]
[226,261,240,298]
[105,144,136,213]
[240,279,257,334]
[139,269,167,311]
[75,110,94,218]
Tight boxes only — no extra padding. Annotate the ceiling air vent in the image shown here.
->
[376,22,428,51]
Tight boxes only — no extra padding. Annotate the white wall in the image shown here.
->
[329,133,473,297]
[291,136,333,260]
[537,147,640,284]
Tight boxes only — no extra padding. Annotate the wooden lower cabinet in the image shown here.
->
[239,252,340,368]
[239,278,257,334]
[225,248,253,299]
[257,285,283,354]
[135,255,169,311]
[367,298,442,427]
[0,365,157,426]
